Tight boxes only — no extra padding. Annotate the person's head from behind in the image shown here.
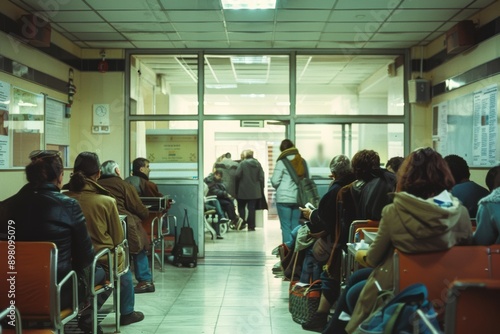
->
[69,152,100,191]
[397,147,455,199]
[329,154,352,179]
[26,150,64,189]
[351,149,380,181]
[386,156,404,173]
[279,139,294,152]
[444,154,470,184]
[485,165,500,191]
[132,157,150,176]
[214,169,223,181]
[242,149,254,159]
[101,160,120,177]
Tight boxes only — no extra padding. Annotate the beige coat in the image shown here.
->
[65,178,126,271]
[346,191,472,333]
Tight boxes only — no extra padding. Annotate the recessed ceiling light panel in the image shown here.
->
[221,0,277,10]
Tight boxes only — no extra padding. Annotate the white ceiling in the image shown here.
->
[8,0,496,50]
[7,0,496,101]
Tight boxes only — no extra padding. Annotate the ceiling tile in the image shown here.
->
[469,0,497,8]
[99,10,169,22]
[229,41,274,48]
[388,9,461,21]
[454,9,483,21]
[275,22,326,32]
[35,10,102,23]
[362,41,416,49]
[172,22,226,32]
[371,32,429,42]
[85,0,158,10]
[166,10,223,22]
[280,0,337,9]
[159,0,222,10]
[71,32,126,41]
[185,41,231,48]
[320,33,369,42]
[13,0,91,10]
[57,23,115,33]
[123,33,172,41]
[275,32,322,40]
[277,10,330,21]
[178,32,228,40]
[328,10,390,22]
[274,40,319,48]
[226,22,274,31]
[334,0,400,9]
[223,11,275,22]
[324,22,382,33]
[379,22,445,33]
[132,41,179,48]
[110,22,176,32]
[227,32,273,41]
[399,0,475,9]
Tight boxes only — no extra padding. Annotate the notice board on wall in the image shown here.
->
[432,84,498,167]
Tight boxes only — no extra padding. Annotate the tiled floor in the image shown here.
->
[93,219,308,334]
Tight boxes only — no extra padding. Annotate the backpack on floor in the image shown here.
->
[172,208,198,268]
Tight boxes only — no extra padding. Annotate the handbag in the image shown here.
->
[312,235,334,262]
[288,251,322,324]
[281,158,320,208]
[353,283,441,334]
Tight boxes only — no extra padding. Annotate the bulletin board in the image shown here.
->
[432,84,499,167]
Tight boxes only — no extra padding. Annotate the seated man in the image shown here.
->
[65,152,144,326]
[98,160,155,293]
[204,169,241,229]
[125,157,164,197]
[445,154,489,218]
[203,182,229,239]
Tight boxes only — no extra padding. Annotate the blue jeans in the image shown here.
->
[276,203,301,244]
[205,198,224,236]
[300,247,323,283]
[120,270,135,315]
[132,249,152,283]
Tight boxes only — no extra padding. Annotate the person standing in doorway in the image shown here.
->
[271,139,309,244]
[235,149,265,231]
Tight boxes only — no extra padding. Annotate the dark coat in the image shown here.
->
[235,158,264,200]
[98,175,150,254]
[0,183,94,283]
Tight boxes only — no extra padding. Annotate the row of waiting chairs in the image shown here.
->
[343,219,500,334]
[0,219,130,334]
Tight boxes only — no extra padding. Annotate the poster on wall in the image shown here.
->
[146,133,198,163]
[0,80,10,168]
[432,102,448,155]
[472,84,498,166]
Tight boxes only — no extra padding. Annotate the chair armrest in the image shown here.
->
[55,269,79,325]
[0,306,23,334]
[92,248,113,290]
[114,239,130,278]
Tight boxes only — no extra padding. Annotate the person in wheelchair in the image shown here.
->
[204,170,242,231]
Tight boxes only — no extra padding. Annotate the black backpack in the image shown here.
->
[173,208,198,268]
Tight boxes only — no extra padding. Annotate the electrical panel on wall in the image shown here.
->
[92,104,110,134]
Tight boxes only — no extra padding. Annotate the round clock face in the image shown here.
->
[96,105,107,117]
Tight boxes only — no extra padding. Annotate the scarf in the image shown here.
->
[134,171,149,181]
[278,147,306,178]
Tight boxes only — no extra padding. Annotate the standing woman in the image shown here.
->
[271,139,309,244]
[235,149,265,231]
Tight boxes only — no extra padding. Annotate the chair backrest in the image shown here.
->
[444,279,500,334]
[0,241,56,321]
[489,244,500,279]
[348,220,379,243]
[393,246,491,318]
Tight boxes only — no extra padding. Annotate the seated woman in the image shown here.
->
[323,147,472,334]
[0,150,102,333]
[65,152,145,327]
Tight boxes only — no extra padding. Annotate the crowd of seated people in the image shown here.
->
[270,148,497,334]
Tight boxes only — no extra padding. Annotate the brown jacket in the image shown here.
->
[98,175,150,254]
[65,178,126,271]
[346,191,472,333]
[124,175,163,197]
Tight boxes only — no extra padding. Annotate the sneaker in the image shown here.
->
[301,311,329,331]
[134,281,155,293]
[236,218,246,230]
[120,311,145,326]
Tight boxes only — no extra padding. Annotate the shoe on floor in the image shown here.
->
[120,311,145,326]
[134,281,155,293]
[78,313,103,334]
[248,227,255,231]
[216,235,224,239]
[301,311,329,331]
[236,218,245,230]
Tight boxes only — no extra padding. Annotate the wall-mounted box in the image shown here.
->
[446,20,475,54]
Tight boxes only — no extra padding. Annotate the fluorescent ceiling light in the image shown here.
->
[221,0,276,9]
[18,101,38,107]
[231,56,269,64]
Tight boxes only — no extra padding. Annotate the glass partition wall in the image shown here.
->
[126,51,408,251]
